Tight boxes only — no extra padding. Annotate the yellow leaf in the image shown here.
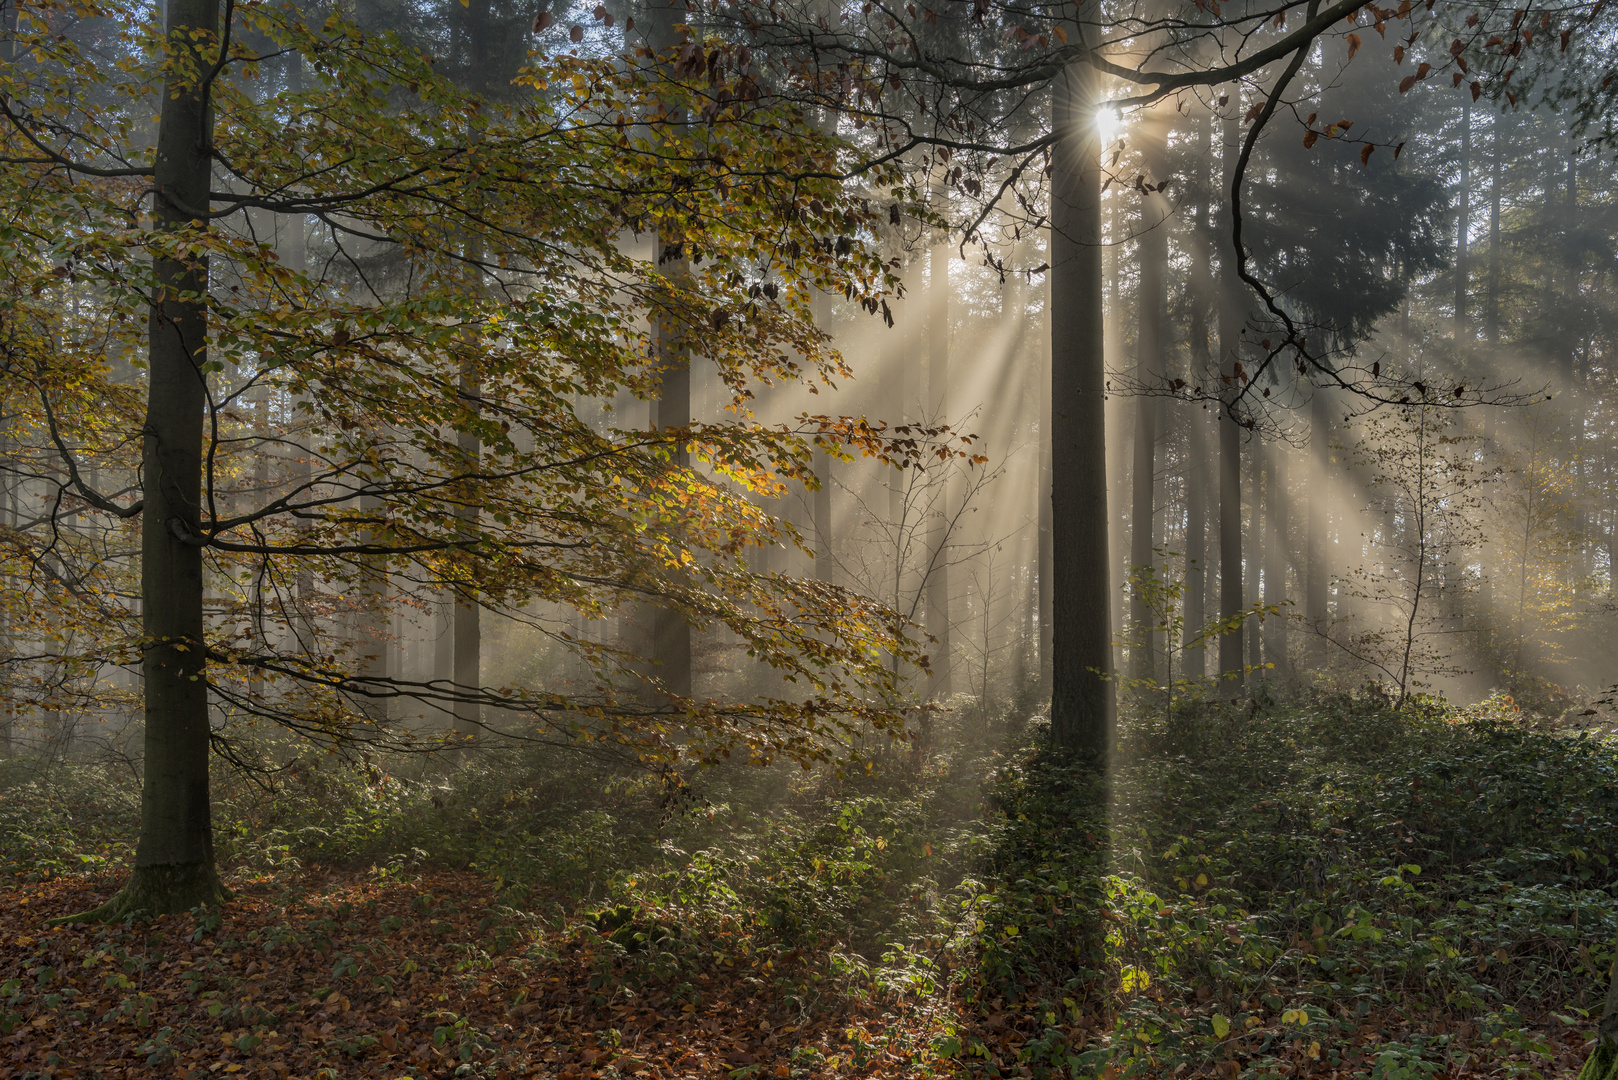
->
[1309,1041,1322,1059]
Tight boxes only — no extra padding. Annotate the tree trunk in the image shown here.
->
[1048,45,1115,755]
[1129,142,1168,682]
[1183,110,1213,680]
[1038,264,1054,693]
[924,239,952,698]
[1248,440,1265,675]
[1306,387,1330,645]
[453,305,483,734]
[1264,438,1290,675]
[71,0,228,920]
[1454,96,1470,337]
[1217,104,1245,687]
[1576,956,1618,1080]
[651,297,693,697]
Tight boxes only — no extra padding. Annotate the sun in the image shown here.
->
[1096,106,1120,144]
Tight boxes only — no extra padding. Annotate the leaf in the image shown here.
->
[1212,1014,1231,1038]
[1399,74,1417,92]
[1347,32,1362,57]
[1360,143,1375,165]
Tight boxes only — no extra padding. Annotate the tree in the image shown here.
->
[2,0,948,917]
[1325,392,1492,704]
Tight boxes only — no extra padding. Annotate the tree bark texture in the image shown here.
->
[1049,50,1115,755]
[1129,133,1168,682]
[99,0,228,918]
[1264,438,1289,674]
[1217,105,1244,686]
[925,239,952,699]
[1182,108,1214,680]
[1306,388,1330,638]
[645,0,693,700]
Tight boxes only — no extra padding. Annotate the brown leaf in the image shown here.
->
[1361,143,1375,165]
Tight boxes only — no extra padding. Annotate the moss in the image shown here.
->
[49,861,229,924]
[1579,1042,1618,1080]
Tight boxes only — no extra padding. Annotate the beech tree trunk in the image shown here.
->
[1264,439,1289,675]
[1577,955,1618,1080]
[1306,388,1330,644]
[1454,95,1470,337]
[1217,105,1245,687]
[1183,109,1213,680]
[925,239,952,699]
[79,0,229,919]
[642,0,693,700]
[1048,47,1115,755]
[1129,135,1168,682]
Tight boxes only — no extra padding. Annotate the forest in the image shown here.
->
[2,0,1618,1074]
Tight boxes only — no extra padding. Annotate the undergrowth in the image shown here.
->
[2,688,1614,1078]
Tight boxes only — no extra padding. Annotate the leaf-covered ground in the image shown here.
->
[1,869,957,1079]
[4,693,1615,1079]
[0,862,1596,1080]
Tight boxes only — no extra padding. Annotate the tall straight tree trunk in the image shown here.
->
[1048,45,1115,754]
[641,0,693,699]
[452,0,496,737]
[651,290,693,697]
[1248,441,1264,675]
[1038,246,1054,692]
[925,239,952,698]
[1454,96,1471,336]
[78,0,228,919]
[1306,387,1330,642]
[453,282,483,733]
[1183,109,1214,679]
[1129,134,1168,682]
[1485,108,1504,351]
[1217,103,1245,687]
[1264,439,1289,674]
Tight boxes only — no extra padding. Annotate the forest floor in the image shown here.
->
[1,690,1613,1079]
[0,867,959,1079]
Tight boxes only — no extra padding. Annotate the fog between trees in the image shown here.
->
[1,0,1617,943]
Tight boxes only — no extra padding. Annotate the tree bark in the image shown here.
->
[73,0,228,919]
[1454,95,1470,337]
[1129,132,1168,682]
[1576,954,1618,1080]
[925,239,952,698]
[1306,387,1330,641]
[1048,45,1115,755]
[1183,109,1213,680]
[1264,437,1290,675]
[1217,104,1245,687]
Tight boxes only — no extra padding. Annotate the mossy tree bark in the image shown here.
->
[63,0,227,922]
[1578,956,1618,1080]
